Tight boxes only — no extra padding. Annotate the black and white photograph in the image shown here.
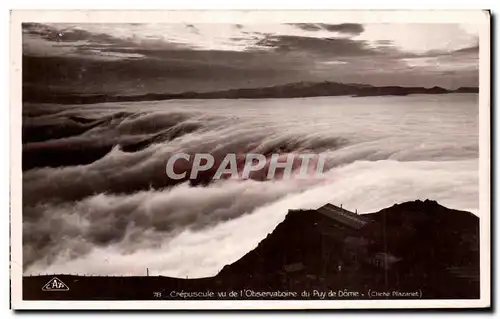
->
[10,10,491,309]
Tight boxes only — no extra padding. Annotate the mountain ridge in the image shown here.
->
[23,81,479,104]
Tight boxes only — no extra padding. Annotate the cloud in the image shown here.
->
[22,47,314,95]
[22,101,479,275]
[320,23,364,34]
[288,23,323,32]
[23,178,316,269]
[289,23,364,35]
[451,44,479,54]
[185,24,199,34]
[23,23,127,45]
[22,23,479,94]
[23,23,191,59]
[22,98,479,275]
[254,34,380,57]
[22,24,317,93]
[396,43,479,74]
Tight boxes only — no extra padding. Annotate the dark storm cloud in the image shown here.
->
[320,23,364,34]
[22,47,312,94]
[288,23,323,31]
[23,23,191,55]
[253,34,382,57]
[289,23,364,35]
[23,23,125,45]
[23,52,299,81]
[23,23,324,93]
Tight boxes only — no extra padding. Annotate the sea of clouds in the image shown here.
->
[22,95,479,277]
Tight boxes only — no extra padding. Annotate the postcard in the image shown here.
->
[10,9,491,310]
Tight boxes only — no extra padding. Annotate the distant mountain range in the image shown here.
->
[23,81,479,104]
[23,200,479,300]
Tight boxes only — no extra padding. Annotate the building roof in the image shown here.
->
[317,203,368,230]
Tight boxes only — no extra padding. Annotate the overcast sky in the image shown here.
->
[22,22,479,95]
